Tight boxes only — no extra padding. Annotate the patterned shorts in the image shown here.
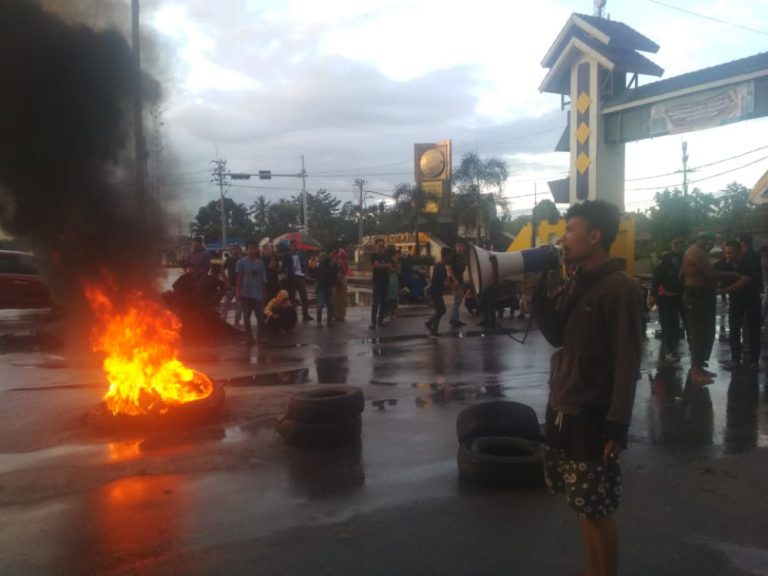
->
[543,445,622,520]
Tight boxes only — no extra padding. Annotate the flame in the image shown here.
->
[84,280,213,416]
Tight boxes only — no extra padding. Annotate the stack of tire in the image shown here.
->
[456,400,545,489]
[276,385,364,448]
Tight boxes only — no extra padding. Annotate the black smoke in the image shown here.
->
[0,0,163,306]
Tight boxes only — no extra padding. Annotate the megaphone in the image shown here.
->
[467,244,561,295]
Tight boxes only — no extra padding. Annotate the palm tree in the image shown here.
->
[250,195,271,238]
[393,183,438,257]
[452,152,509,243]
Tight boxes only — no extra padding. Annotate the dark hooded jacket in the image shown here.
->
[534,257,643,446]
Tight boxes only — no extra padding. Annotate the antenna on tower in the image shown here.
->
[594,0,606,18]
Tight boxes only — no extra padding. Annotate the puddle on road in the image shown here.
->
[0,443,105,474]
[370,379,398,387]
[357,327,523,347]
[0,334,62,355]
[259,342,319,350]
[371,399,398,411]
[412,380,507,407]
[249,355,305,366]
[644,367,768,457]
[315,355,349,384]
[220,368,310,387]
[287,442,365,499]
[138,427,226,452]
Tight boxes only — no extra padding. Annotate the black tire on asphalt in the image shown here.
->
[457,437,545,489]
[285,385,364,421]
[275,415,362,447]
[456,400,542,444]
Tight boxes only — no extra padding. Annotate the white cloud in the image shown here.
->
[139,0,768,222]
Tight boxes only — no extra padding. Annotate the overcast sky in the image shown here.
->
[111,0,768,225]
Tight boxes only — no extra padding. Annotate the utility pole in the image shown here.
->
[301,155,308,235]
[225,157,309,236]
[683,140,688,198]
[681,141,690,197]
[131,0,147,224]
[531,182,538,248]
[354,178,366,255]
[211,159,228,248]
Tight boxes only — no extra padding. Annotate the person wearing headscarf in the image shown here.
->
[264,289,297,333]
[332,247,349,321]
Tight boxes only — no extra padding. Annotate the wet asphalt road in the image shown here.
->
[0,299,767,575]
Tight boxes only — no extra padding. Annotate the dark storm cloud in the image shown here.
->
[0,0,163,304]
[174,59,480,144]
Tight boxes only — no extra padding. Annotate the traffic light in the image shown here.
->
[230,173,251,180]
[259,170,272,180]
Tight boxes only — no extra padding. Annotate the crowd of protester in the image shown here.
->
[651,231,765,382]
[167,231,767,371]
[167,235,351,345]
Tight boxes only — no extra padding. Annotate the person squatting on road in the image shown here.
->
[534,200,643,576]
[264,289,297,334]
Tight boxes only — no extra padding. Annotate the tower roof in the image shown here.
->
[541,13,662,95]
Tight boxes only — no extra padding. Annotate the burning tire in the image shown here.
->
[457,437,544,489]
[275,415,362,448]
[285,386,364,421]
[86,379,226,432]
[456,400,542,444]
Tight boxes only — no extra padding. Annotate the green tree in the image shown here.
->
[300,189,355,247]
[250,195,271,239]
[532,199,561,224]
[714,182,756,236]
[452,152,509,242]
[266,199,301,238]
[644,187,717,253]
[190,198,255,243]
[393,183,438,256]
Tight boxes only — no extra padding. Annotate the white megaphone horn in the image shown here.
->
[466,244,562,295]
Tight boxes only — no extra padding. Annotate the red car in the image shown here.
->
[0,251,54,309]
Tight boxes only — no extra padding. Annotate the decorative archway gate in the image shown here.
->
[542,13,768,210]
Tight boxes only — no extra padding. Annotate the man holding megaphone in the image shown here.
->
[530,200,643,576]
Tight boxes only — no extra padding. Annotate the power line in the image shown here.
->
[626,154,768,191]
[306,171,413,178]
[694,143,768,170]
[164,178,211,186]
[688,154,768,185]
[626,143,768,181]
[229,183,303,192]
[309,125,564,177]
[645,0,768,36]
[453,125,563,154]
